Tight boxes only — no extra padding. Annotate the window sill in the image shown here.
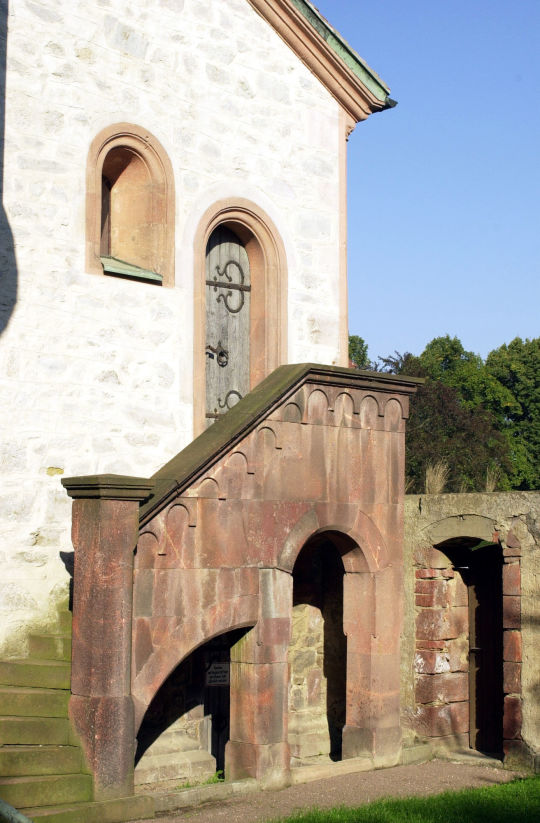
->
[101,256,163,284]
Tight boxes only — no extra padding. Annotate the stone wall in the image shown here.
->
[0,0,345,651]
[288,603,328,764]
[403,492,540,764]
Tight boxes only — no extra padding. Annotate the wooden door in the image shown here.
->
[205,227,250,425]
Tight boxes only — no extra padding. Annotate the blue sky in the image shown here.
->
[313,0,540,363]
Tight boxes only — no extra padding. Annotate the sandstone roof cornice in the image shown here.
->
[246,0,393,122]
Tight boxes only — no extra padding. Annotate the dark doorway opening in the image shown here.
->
[136,628,248,777]
[437,537,503,756]
[291,533,347,762]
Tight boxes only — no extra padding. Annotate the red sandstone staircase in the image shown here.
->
[0,612,151,823]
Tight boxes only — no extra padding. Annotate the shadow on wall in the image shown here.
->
[0,0,17,336]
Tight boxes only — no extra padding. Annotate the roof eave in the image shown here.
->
[246,0,392,123]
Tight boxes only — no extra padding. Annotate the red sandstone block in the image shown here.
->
[416,607,467,641]
[414,650,450,675]
[415,569,442,579]
[416,640,446,651]
[503,595,521,629]
[451,577,468,607]
[414,702,468,738]
[447,638,469,673]
[415,580,451,608]
[441,569,455,579]
[503,562,521,596]
[230,662,288,746]
[415,579,435,594]
[504,662,522,695]
[503,696,522,740]
[415,672,468,704]
[503,630,522,663]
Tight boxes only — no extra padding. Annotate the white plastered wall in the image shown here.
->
[0,0,344,650]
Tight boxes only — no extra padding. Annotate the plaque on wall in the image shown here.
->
[206,661,230,686]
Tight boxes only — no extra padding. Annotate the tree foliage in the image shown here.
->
[358,334,539,493]
[348,335,370,369]
[486,337,540,490]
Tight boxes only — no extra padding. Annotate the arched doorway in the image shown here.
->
[193,199,288,434]
[288,533,347,765]
[436,537,504,755]
[205,226,250,424]
[135,628,248,787]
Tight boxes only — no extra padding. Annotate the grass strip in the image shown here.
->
[268,776,540,823]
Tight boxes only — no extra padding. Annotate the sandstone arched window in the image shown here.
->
[86,124,174,286]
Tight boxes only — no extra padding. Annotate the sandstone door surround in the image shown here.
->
[63,364,420,799]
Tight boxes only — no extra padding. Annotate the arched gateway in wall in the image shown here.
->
[63,364,420,800]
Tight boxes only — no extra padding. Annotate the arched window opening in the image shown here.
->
[86,124,175,286]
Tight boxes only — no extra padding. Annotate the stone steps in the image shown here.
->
[0,612,98,819]
[29,634,72,662]
[0,686,70,717]
[134,748,216,787]
[0,774,93,809]
[0,659,71,690]
[0,715,72,745]
[0,611,156,822]
[0,744,82,778]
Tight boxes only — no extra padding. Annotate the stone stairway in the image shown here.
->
[0,612,152,823]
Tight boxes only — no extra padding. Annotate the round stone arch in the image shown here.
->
[132,596,259,733]
[193,198,288,434]
[278,506,402,764]
[424,513,497,549]
[277,504,390,575]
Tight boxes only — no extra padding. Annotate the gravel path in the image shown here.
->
[142,759,521,823]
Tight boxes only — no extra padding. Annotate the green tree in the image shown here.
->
[348,335,370,369]
[376,338,514,493]
[486,337,540,490]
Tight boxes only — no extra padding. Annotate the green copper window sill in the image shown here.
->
[101,256,163,284]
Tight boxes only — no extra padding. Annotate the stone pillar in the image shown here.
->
[62,474,153,801]
[342,567,402,767]
[227,568,292,787]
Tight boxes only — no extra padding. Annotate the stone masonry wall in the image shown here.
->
[403,492,540,763]
[0,0,344,651]
[288,603,328,764]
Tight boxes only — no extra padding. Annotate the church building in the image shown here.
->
[0,2,538,819]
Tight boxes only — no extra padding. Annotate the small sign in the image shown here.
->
[206,662,229,686]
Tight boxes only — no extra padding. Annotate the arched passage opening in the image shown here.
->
[135,627,249,788]
[288,532,347,765]
[415,535,504,757]
[437,537,503,756]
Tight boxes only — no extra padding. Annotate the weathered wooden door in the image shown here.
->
[205,227,250,425]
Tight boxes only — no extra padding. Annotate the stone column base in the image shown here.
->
[226,740,290,787]
[70,695,135,800]
[343,724,401,767]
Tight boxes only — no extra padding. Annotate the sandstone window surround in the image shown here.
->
[86,124,175,287]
